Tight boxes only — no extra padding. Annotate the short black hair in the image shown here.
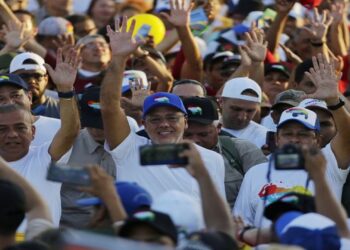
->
[66,14,93,26]
[0,180,26,236]
[294,59,313,84]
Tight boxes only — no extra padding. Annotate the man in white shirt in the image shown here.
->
[233,55,350,227]
[220,77,269,148]
[99,17,225,201]
[0,50,80,228]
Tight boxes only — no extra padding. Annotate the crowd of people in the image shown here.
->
[0,0,350,249]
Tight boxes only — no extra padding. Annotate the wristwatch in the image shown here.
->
[58,90,75,99]
[327,98,345,110]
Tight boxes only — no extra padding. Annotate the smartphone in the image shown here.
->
[266,131,276,153]
[139,143,189,166]
[47,162,91,186]
[136,24,151,40]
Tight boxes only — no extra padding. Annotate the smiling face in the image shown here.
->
[143,106,187,144]
[0,108,35,162]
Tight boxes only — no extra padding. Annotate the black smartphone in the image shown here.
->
[47,162,91,186]
[266,131,276,153]
[139,143,189,166]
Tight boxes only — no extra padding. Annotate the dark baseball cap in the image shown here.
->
[79,86,103,129]
[272,89,305,110]
[183,97,219,125]
[0,73,28,90]
[264,192,316,221]
[118,210,178,244]
[265,63,291,78]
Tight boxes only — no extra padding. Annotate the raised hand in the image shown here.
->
[330,2,345,25]
[130,78,151,108]
[240,28,268,64]
[304,53,341,102]
[45,47,80,92]
[279,43,302,64]
[160,0,193,27]
[2,20,33,50]
[304,8,333,42]
[107,16,144,57]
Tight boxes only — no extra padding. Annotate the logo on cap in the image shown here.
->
[134,211,156,222]
[188,106,202,115]
[0,75,9,80]
[87,101,101,110]
[154,97,169,103]
[286,107,309,120]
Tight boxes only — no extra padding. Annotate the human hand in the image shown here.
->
[130,78,151,108]
[304,8,333,42]
[279,43,303,65]
[79,165,117,201]
[330,2,345,25]
[240,28,268,64]
[107,16,144,58]
[304,53,341,103]
[160,0,193,27]
[303,146,327,181]
[2,20,33,50]
[45,47,80,92]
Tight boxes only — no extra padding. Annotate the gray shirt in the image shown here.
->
[214,136,267,208]
[32,96,60,119]
[60,128,116,228]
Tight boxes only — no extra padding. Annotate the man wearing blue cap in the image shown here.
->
[99,17,225,201]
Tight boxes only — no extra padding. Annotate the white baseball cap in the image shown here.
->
[299,98,332,116]
[9,52,46,73]
[221,77,262,103]
[277,107,320,131]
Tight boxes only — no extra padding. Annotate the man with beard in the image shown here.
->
[9,52,60,118]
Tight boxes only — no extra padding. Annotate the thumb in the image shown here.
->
[44,63,54,77]
[160,12,171,21]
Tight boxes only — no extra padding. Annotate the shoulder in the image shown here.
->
[34,115,61,126]
[250,121,269,132]
[195,143,224,162]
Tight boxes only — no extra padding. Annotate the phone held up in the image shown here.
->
[47,162,91,186]
[139,143,189,166]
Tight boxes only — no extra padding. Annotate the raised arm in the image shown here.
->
[265,0,295,56]
[47,47,80,161]
[161,0,203,81]
[100,17,143,149]
[304,147,350,238]
[305,53,350,169]
[179,142,235,238]
[328,3,348,57]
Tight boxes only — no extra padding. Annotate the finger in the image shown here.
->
[106,25,113,37]
[187,2,194,12]
[181,0,185,9]
[67,33,75,45]
[174,0,179,10]
[313,7,320,22]
[250,30,258,43]
[44,63,54,77]
[128,19,136,34]
[115,17,120,31]
[244,32,253,47]
[312,55,320,73]
[169,0,174,10]
[121,16,127,33]
[321,10,327,24]
[56,47,63,65]
[159,12,171,21]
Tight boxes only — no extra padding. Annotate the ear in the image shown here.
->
[215,122,222,133]
[27,91,33,104]
[31,125,36,141]
[184,117,188,130]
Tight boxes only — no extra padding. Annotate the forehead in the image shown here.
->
[0,85,24,94]
[0,109,32,124]
[278,121,313,132]
[14,69,46,75]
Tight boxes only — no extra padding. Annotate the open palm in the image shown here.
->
[107,16,143,57]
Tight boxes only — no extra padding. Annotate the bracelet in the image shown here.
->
[238,226,255,243]
[327,98,345,110]
[57,90,75,99]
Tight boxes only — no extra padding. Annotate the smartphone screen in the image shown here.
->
[47,162,91,186]
[139,143,189,166]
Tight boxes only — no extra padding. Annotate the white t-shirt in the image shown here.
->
[32,116,61,147]
[233,144,349,227]
[222,121,269,148]
[9,143,71,232]
[260,114,277,132]
[106,132,226,201]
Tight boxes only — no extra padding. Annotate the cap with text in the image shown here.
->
[277,107,320,131]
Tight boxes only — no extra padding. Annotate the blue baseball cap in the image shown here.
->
[76,182,153,216]
[0,73,28,90]
[142,92,187,119]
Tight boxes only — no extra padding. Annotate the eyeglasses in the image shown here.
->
[146,114,185,125]
[18,73,46,81]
